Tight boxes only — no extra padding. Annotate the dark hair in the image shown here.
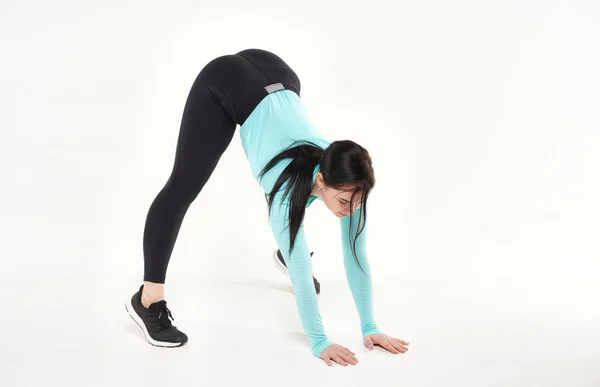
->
[258,139,375,275]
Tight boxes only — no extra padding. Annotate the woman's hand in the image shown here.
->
[320,343,359,366]
[364,333,410,354]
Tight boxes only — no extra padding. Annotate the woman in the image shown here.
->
[125,48,410,366]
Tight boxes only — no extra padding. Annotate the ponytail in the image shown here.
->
[258,140,324,255]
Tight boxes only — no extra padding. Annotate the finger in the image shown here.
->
[333,354,348,366]
[381,340,399,354]
[393,339,409,350]
[390,341,407,353]
[323,356,333,366]
[333,355,348,366]
[364,337,374,349]
[344,351,358,363]
[340,352,358,365]
[342,347,357,357]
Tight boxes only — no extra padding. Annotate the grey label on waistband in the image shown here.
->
[265,83,285,93]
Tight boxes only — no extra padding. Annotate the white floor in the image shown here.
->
[3,261,598,387]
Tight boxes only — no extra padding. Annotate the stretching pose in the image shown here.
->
[126,48,410,366]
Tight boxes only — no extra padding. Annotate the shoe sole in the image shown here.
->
[272,250,294,293]
[272,250,320,296]
[125,297,184,348]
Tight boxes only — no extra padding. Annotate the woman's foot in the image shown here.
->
[272,249,321,294]
[126,285,188,347]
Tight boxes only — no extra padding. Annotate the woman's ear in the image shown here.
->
[316,172,324,189]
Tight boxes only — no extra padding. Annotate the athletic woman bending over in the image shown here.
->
[126,48,410,366]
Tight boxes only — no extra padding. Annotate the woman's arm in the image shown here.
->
[340,201,381,338]
[268,192,334,358]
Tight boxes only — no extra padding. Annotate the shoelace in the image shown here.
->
[158,306,174,326]
[150,303,175,331]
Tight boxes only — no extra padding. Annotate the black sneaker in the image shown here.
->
[125,285,188,347]
[272,249,321,294]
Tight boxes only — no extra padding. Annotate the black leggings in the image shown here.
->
[143,49,302,283]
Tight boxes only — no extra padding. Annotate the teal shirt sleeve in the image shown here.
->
[268,190,334,358]
[340,201,381,337]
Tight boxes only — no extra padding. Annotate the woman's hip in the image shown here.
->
[189,48,301,126]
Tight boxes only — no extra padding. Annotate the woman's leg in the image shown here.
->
[141,82,237,303]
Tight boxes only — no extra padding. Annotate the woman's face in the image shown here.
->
[315,173,363,218]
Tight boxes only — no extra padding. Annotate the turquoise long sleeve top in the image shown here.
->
[240,89,381,358]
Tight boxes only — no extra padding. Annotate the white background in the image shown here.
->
[1,0,599,386]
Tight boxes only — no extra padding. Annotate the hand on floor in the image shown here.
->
[320,343,359,366]
[364,333,410,354]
